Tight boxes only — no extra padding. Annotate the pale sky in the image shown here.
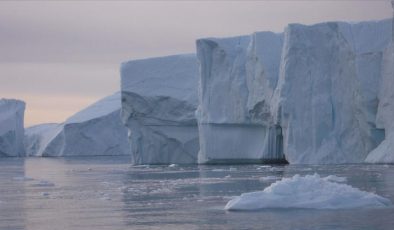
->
[0,0,391,127]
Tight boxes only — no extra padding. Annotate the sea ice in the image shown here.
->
[225,174,391,211]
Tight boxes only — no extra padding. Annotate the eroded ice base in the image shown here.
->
[198,123,286,164]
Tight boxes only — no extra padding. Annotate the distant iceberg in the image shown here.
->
[0,99,25,157]
[120,54,199,164]
[225,174,391,211]
[25,93,129,156]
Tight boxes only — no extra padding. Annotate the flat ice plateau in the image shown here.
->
[0,99,25,157]
[25,93,129,156]
[225,174,392,211]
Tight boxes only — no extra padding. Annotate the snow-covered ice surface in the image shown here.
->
[225,174,390,211]
[1,157,394,230]
[121,54,199,164]
[196,32,286,164]
[0,99,25,157]
[24,93,129,156]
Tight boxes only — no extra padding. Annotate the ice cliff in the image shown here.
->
[25,93,129,156]
[120,54,199,164]
[365,4,394,163]
[0,99,25,157]
[196,19,391,164]
[272,19,391,164]
[196,32,286,164]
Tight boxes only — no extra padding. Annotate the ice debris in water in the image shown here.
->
[31,180,55,187]
[13,176,35,181]
[259,176,281,182]
[225,174,391,211]
[41,192,50,197]
[323,175,347,183]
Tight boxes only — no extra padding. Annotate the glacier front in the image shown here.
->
[0,99,25,157]
[25,93,129,157]
[120,54,199,164]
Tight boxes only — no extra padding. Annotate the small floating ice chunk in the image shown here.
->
[259,176,281,182]
[32,180,55,187]
[323,175,347,183]
[100,194,112,201]
[41,192,50,197]
[257,165,272,169]
[225,174,391,211]
[212,169,225,172]
[13,176,35,181]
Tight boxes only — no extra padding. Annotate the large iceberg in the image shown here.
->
[25,93,129,156]
[272,20,391,164]
[196,19,391,164]
[120,54,199,164]
[0,99,25,157]
[225,174,391,211]
[365,6,394,163]
[196,32,286,164]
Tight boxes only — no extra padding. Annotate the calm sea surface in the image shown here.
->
[1,156,394,230]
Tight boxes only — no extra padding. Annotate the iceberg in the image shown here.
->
[0,99,25,157]
[196,32,286,164]
[25,93,129,156]
[225,174,391,211]
[196,19,391,164]
[120,54,199,164]
[271,19,391,164]
[365,7,394,163]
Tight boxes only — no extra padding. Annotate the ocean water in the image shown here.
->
[1,156,394,230]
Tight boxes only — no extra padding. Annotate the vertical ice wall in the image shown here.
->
[365,3,394,163]
[272,19,391,164]
[120,54,199,164]
[0,99,25,157]
[196,32,286,164]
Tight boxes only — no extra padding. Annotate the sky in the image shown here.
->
[0,0,391,127]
